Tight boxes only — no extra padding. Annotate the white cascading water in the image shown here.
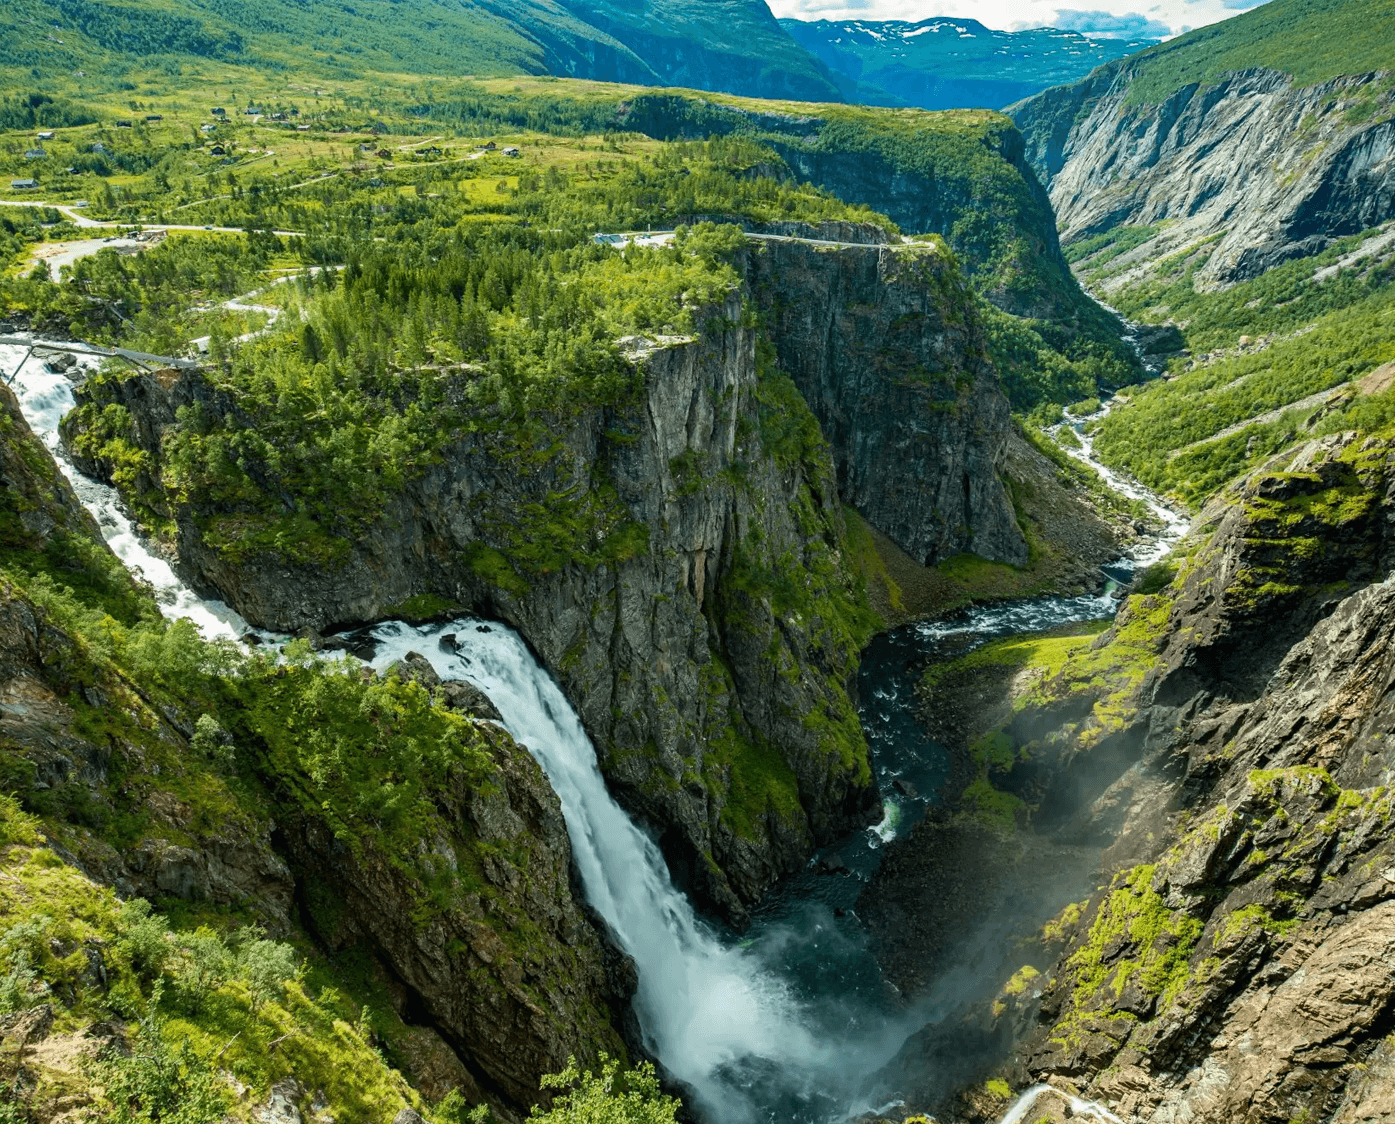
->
[1,337,1147,1123]
[366,617,914,1122]
[997,1084,1124,1124]
[0,339,249,640]
[1053,399,1189,567]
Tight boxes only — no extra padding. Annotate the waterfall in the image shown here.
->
[367,618,912,1123]
[996,1084,1124,1124]
[0,340,249,641]
[0,339,910,1120]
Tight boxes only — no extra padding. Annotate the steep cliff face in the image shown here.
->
[894,432,1395,1122]
[744,238,1026,566]
[64,238,1024,925]
[268,700,631,1109]
[1012,66,1395,285]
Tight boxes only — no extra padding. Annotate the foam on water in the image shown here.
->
[1052,398,1189,568]
[1,340,249,640]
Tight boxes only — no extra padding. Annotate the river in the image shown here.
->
[1,337,1182,1124]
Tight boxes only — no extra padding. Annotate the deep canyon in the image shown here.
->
[2,3,1395,1119]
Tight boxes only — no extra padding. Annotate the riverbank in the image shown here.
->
[866,426,1167,628]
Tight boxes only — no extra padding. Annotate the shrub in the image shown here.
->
[98,985,227,1124]
[532,1056,679,1124]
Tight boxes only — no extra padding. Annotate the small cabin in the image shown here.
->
[115,120,132,128]
[209,145,226,156]
[211,107,226,116]
[24,149,46,160]
[200,124,216,133]
[503,146,521,157]
[36,131,55,141]
[145,114,163,122]
[376,148,391,160]
[9,179,39,191]
[296,124,312,132]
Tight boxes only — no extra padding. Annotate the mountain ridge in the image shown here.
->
[1,0,843,103]
[779,17,1157,111]
[1009,0,1395,294]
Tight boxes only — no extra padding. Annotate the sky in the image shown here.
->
[765,0,1270,40]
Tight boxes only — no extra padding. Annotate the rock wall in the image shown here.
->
[910,432,1395,1122]
[64,238,1025,925]
[1011,67,1395,285]
[277,713,632,1110]
[744,237,1026,567]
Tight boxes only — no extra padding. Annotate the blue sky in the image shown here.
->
[767,0,1270,39]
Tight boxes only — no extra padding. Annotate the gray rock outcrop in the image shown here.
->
[1011,67,1395,286]
[745,237,1026,566]
[888,434,1395,1122]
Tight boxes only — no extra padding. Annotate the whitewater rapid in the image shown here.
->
[0,339,249,640]
[1053,398,1189,568]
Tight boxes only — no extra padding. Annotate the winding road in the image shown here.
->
[1,197,304,280]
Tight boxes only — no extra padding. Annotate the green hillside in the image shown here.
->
[555,0,840,100]
[1086,0,1393,108]
[0,0,841,102]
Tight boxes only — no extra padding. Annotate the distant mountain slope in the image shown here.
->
[0,0,841,102]
[779,17,1156,111]
[1010,0,1395,287]
[554,0,841,100]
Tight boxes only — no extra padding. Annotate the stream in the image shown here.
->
[1,336,1185,1124]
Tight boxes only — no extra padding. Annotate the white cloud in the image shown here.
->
[767,0,1270,40]
[1053,7,1173,36]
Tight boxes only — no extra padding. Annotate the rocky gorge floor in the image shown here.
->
[859,430,1395,1124]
